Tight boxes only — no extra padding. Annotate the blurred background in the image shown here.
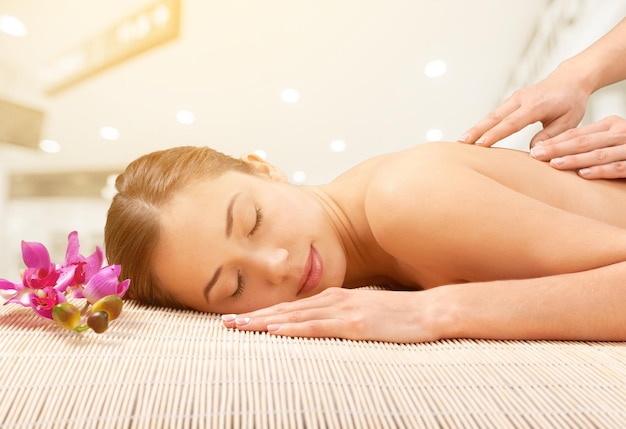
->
[0,0,625,278]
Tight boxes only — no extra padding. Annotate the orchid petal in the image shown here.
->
[1,289,16,301]
[83,266,124,303]
[83,246,105,281]
[1,279,27,303]
[4,288,34,306]
[64,231,80,262]
[22,263,61,289]
[21,267,37,287]
[117,279,130,297]
[30,288,66,319]
[21,241,51,269]
[72,287,85,299]
[0,278,20,291]
[55,265,78,292]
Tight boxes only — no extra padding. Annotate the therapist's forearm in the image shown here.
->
[559,17,626,94]
[439,261,626,341]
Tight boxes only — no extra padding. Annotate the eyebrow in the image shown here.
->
[225,192,241,238]
[204,192,240,303]
[203,266,222,303]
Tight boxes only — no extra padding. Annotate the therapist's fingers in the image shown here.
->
[528,113,584,149]
[458,102,524,146]
[529,120,622,161]
[543,144,626,179]
[546,144,626,169]
[578,161,626,179]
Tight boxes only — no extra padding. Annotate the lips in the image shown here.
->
[297,245,323,296]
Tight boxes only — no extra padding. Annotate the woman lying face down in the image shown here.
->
[105,142,626,343]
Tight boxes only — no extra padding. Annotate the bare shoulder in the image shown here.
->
[363,142,476,208]
[366,141,626,229]
[362,142,626,286]
[362,143,469,278]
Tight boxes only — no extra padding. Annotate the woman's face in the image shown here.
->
[153,169,347,314]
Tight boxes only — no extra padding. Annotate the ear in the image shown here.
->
[240,153,288,182]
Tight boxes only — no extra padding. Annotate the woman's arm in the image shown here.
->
[225,261,626,342]
[438,261,626,341]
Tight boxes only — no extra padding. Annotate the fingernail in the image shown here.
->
[221,314,236,322]
[579,168,591,177]
[235,316,251,326]
[534,140,543,146]
[458,133,469,143]
[267,324,281,333]
[475,137,485,145]
[530,146,545,158]
[550,157,564,166]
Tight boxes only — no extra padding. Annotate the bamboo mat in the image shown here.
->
[1,300,626,429]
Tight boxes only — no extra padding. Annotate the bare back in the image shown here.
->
[325,142,626,289]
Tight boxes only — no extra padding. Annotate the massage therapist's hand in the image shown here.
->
[529,115,626,179]
[221,287,446,343]
[458,69,589,148]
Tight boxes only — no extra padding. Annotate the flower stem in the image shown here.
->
[80,301,90,315]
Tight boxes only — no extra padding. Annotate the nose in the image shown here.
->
[252,247,290,285]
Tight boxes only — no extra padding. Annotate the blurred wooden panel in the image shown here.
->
[41,0,181,95]
[0,98,45,149]
[10,170,120,199]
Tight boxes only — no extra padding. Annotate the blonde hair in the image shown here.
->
[104,146,256,308]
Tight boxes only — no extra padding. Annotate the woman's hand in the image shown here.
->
[458,69,589,148]
[221,287,445,343]
[529,115,626,179]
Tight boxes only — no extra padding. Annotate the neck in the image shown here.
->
[303,184,402,289]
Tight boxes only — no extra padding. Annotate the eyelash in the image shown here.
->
[248,207,263,237]
[233,207,263,299]
[232,271,245,299]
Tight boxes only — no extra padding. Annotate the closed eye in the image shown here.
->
[232,271,245,299]
[248,207,263,237]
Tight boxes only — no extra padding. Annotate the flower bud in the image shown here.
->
[87,311,109,333]
[91,295,123,321]
[52,302,81,330]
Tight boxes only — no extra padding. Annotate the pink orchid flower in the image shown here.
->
[21,240,61,289]
[56,231,105,295]
[1,240,62,310]
[29,286,67,319]
[82,265,130,304]
[0,278,23,303]
[2,231,130,331]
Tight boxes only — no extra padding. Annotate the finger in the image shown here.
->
[529,116,578,148]
[267,318,348,339]
[548,144,626,170]
[473,108,545,147]
[221,313,237,328]
[531,130,622,161]
[231,304,336,332]
[578,161,626,180]
[539,119,612,148]
[240,288,339,319]
[269,311,435,343]
[458,102,521,145]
